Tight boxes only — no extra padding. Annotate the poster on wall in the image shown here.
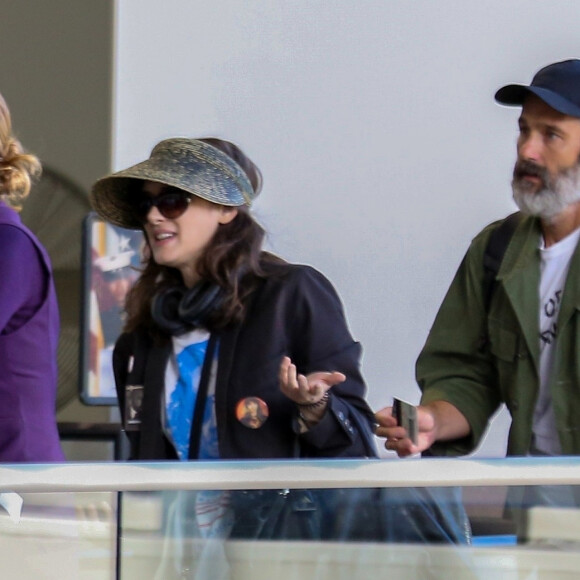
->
[80,212,143,405]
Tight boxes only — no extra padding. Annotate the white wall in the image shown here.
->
[113,0,580,457]
[0,1,113,191]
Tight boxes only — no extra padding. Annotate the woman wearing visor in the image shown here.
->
[90,137,379,544]
[90,136,375,463]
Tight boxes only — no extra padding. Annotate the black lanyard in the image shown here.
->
[187,333,218,459]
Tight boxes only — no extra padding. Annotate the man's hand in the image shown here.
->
[375,404,436,457]
[375,400,470,457]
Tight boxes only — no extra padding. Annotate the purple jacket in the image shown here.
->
[0,202,64,461]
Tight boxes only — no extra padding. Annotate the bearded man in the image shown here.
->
[376,60,580,481]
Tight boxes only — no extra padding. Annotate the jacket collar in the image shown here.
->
[0,201,21,225]
[497,215,580,366]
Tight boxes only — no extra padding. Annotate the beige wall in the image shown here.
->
[0,1,116,444]
[0,1,113,190]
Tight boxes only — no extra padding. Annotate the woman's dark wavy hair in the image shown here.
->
[123,138,282,340]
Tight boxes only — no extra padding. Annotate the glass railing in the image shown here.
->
[2,456,580,579]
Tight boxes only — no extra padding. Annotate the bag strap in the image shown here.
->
[187,333,218,459]
[482,211,522,313]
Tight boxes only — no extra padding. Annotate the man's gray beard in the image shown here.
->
[512,162,580,221]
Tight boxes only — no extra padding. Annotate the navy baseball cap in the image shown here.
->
[495,59,580,118]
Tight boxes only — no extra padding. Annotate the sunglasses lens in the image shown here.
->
[135,198,153,221]
[157,193,190,219]
[135,192,191,221]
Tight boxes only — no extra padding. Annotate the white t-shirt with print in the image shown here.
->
[533,227,580,455]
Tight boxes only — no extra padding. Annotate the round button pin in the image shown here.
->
[236,397,269,429]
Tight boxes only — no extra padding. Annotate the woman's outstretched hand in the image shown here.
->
[278,355,345,405]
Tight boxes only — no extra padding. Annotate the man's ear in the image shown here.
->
[219,207,238,225]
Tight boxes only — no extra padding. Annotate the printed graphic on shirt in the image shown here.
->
[195,490,234,538]
[539,289,562,346]
[165,332,220,461]
[167,340,208,460]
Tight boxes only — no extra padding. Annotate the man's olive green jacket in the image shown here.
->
[417,214,580,457]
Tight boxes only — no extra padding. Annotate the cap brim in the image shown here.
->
[495,84,580,118]
[494,84,529,106]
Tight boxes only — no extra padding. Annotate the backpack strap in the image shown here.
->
[482,211,522,314]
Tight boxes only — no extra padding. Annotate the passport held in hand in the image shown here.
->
[392,398,418,445]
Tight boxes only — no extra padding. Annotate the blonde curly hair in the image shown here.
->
[0,92,41,211]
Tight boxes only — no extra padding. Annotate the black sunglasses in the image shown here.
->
[135,190,193,221]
